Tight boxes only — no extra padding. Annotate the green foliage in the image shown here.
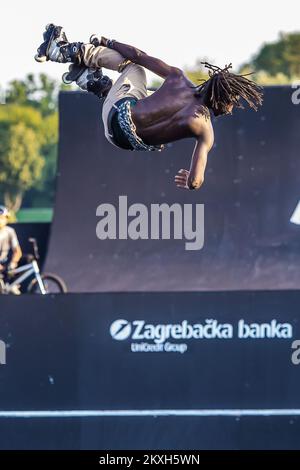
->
[184,59,210,85]
[0,73,63,213]
[152,33,300,88]
[238,66,291,85]
[242,32,300,81]
[0,104,42,133]
[5,73,61,117]
[0,100,59,212]
[0,120,44,211]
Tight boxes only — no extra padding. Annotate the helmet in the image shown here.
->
[0,206,9,217]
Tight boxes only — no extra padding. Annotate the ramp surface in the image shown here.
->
[45,88,300,291]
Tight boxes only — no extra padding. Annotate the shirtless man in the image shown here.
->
[35,24,263,190]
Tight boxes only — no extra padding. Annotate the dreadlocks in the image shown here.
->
[195,62,263,113]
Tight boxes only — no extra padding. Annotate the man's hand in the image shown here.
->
[89,35,109,47]
[175,169,205,190]
[100,37,108,47]
[0,264,4,272]
[175,169,190,189]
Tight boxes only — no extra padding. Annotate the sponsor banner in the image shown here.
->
[110,319,293,354]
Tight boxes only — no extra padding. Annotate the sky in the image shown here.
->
[1,0,300,89]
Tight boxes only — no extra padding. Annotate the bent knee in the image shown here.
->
[125,63,147,82]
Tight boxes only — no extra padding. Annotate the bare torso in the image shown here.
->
[131,70,214,148]
[99,38,216,189]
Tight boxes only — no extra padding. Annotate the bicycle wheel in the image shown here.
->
[27,273,67,294]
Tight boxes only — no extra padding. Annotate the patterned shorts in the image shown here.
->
[117,100,164,152]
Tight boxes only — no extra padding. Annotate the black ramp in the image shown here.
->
[45,88,300,292]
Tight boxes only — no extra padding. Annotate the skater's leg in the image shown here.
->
[82,39,177,79]
[34,24,129,71]
[102,38,178,79]
[81,44,130,72]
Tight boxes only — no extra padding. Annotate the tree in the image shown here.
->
[244,32,300,79]
[0,121,44,212]
[184,59,210,85]
[1,74,64,210]
[5,73,71,117]
[0,103,43,135]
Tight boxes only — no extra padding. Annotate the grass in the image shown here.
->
[16,208,53,223]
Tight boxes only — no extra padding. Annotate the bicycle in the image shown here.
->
[0,238,67,294]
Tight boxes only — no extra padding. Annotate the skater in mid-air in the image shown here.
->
[35,24,263,190]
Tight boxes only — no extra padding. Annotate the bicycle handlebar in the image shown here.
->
[28,238,40,260]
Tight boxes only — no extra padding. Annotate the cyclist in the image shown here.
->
[0,206,22,286]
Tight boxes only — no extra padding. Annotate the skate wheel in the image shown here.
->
[62,72,72,85]
[34,53,47,63]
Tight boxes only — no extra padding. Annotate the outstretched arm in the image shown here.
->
[10,245,22,269]
[175,139,209,190]
[101,37,180,79]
